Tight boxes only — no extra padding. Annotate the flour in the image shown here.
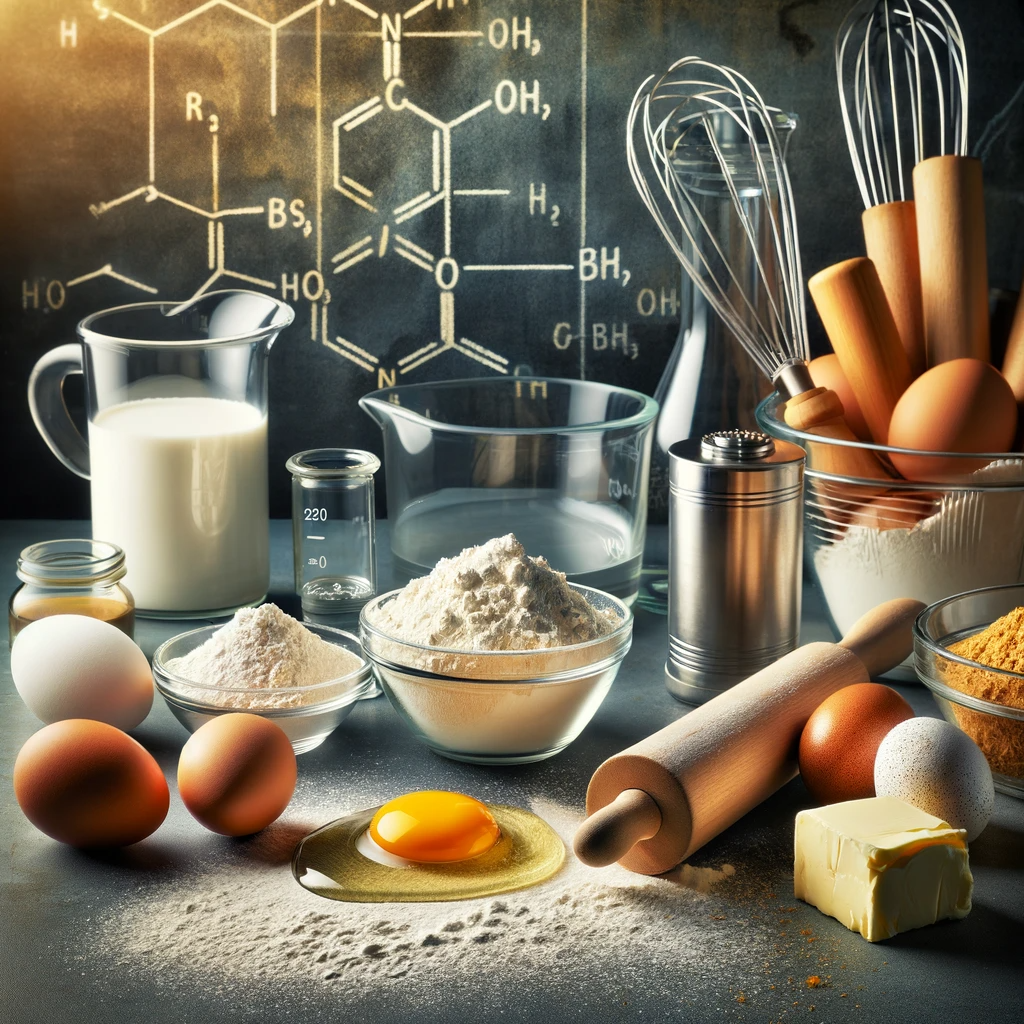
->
[362,536,629,758]
[367,534,619,651]
[168,603,363,709]
[813,461,1024,639]
[91,797,740,998]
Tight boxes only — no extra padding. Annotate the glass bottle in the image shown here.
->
[638,111,797,613]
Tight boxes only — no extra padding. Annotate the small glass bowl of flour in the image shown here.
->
[359,534,633,765]
[153,604,376,753]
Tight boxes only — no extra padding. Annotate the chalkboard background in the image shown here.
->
[2,0,1023,520]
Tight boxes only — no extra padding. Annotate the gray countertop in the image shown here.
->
[2,521,1022,1024]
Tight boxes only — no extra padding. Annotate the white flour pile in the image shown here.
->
[363,536,628,757]
[814,461,1024,637]
[91,798,741,999]
[169,603,363,709]
[367,534,619,651]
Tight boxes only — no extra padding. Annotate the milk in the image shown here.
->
[89,397,269,613]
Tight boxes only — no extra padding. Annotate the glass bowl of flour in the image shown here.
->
[757,395,1024,680]
[360,583,633,765]
[154,618,376,754]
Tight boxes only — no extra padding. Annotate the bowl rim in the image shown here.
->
[368,640,632,686]
[915,671,1024,722]
[913,587,1024,721]
[756,393,1024,490]
[359,376,660,436]
[359,582,633,660]
[153,620,373,698]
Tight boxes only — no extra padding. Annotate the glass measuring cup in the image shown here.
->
[28,291,294,618]
[287,449,380,622]
[360,377,659,605]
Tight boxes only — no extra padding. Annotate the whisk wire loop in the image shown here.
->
[837,0,968,209]
[626,57,808,384]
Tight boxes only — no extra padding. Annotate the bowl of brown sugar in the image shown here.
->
[915,584,1024,798]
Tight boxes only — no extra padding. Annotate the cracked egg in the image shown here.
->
[292,790,564,903]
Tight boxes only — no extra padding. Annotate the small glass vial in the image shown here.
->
[9,539,135,645]
[287,449,380,623]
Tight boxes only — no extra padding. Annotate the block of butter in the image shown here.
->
[794,796,972,942]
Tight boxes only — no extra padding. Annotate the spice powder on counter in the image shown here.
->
[946,607,1024,778]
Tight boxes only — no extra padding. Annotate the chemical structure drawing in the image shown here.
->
[25,0,314,312]
[23,0,603,386]
[328,73,573,377]
[83,0,312,300]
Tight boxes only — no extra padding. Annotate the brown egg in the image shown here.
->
[14,719,169,847]
[809,353,871,441]
[887,358,1017,480]
[177,713,297,837]
[799,683,914,804]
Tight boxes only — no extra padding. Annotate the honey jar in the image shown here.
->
[9,539,135,645]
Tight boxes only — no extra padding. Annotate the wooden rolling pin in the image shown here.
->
[574,598,924,875]
[862,202,925,377]
[913,155,989,366]
[782,387,891,482]
[808,257,914,446]
[999,268,1024,405]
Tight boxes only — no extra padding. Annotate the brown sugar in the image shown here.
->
[945,608,1024,778]
[951,607,1024,680]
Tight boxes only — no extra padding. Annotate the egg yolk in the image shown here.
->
[368,790,501,863]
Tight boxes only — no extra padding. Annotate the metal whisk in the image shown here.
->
[836,0,968,210]
[626,57,814,400]
[836,0,981,371]
[628,58,891,487]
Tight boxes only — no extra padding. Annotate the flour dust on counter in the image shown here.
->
[83,789,902,1015]
[88,797,753,1002]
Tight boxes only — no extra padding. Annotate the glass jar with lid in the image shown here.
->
[9,539,135,644]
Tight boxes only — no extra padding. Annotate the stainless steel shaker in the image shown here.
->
[666,429,804,705]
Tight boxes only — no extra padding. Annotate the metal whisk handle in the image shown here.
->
[773,361,815,401]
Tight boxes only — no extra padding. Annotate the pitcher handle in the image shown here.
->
[28,343,90,479]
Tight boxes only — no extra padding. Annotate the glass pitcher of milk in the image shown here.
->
[28,291,294,618]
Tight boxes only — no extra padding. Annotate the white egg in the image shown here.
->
[11,615,153,730]
[874,717,994,842]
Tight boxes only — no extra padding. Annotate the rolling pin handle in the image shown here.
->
[573,789,662,868]
[838,597,926,678]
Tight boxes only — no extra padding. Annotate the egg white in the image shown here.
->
[355,829,417,868]
[292,803,565,903]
